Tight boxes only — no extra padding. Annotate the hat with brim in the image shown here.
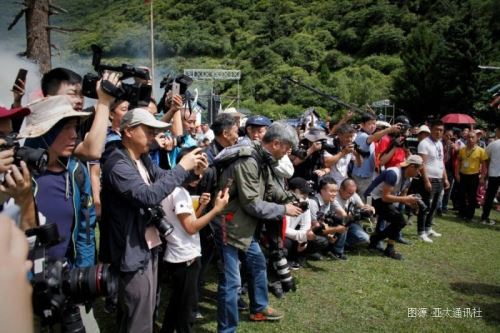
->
[304,127,328,142]
[246,115,272,127]
[400,154,423,167]
[19,95,91,138]
[0,106,30,119]
[417,125,430,134]
[120,108,170,131]
[220,107,245,118]
[376,120,391,128]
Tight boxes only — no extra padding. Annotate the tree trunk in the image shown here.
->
[25,0,51,74]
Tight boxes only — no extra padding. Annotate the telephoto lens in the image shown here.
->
[65,263,118,305]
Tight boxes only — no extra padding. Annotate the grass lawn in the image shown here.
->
[94,210,500,333]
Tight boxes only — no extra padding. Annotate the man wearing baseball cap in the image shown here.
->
[365,155,424,259]
[100,107,208,332]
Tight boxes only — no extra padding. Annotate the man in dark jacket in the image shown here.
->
[101,108,207,333]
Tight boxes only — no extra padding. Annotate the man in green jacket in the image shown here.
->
[214,122,302,333]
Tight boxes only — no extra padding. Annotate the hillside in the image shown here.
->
[4,0,500,123]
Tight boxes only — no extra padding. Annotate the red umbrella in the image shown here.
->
[441,113,476,124]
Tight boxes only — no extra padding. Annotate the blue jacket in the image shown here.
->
[34,157,96,268]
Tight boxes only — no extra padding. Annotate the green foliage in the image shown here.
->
[46,0,499,122]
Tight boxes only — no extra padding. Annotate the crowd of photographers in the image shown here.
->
[0,64,499,333]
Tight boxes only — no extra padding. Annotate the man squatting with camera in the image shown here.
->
[365,155,425,259]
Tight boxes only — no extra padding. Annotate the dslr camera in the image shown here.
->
[26,223,117,332]
[412,194,429,215]
[0,133,48,176]
[82,44,152,107]
[147,205,174,237]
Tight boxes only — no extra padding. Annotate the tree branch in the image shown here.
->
[46,25,88,34]
[8,9,26,30]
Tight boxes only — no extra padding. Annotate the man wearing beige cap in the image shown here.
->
[365,155,424,259]
[100,108,208,333]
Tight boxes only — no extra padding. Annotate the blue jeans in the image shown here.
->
[216,238,268,333]
[345,223,370,247]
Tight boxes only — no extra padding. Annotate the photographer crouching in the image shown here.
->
[100,108,208,333]
[365,155,424,260]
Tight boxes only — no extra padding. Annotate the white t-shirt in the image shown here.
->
[333,193,364,213]
[285,210,311,243]
[161,187,201,263]
[329,152,354,186]
[418,137,444,179]
[486,139,500,177]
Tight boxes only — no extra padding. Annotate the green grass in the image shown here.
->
[94,210,500,333]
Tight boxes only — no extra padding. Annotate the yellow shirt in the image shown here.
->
[458,146,488,175]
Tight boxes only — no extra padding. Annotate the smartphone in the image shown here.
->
[172,81,180,96]
[12,68,27,92]
[222,178,233,195]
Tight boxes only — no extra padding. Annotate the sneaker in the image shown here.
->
[331,252,348,260]
[288,261,301,270]
[419,233,433,243]
[238,297,249,311]
[308,252,324,261]
[396,237,411,245]
[436,209,443,217]
[427,229,442,237]
[250,307,284,321]
[383,246,403,260]
[481,219,496,226]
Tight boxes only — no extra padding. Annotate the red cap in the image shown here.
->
[0,106,30,119]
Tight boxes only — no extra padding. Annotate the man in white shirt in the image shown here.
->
[333,179,374,248]
[481,125,500,225]
[417,120,449,242]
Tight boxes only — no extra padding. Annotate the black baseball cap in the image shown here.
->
[288,177,314,195]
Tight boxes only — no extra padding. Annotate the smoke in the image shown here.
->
[0,43,43,107]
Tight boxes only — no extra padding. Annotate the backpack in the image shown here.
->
[212,142,267,191]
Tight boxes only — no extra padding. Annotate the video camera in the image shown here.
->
[0,133,48,176]
[26,223,117,332]
[157,74,194,114]
[82,44,152,107]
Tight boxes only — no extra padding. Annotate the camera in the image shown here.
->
[413,194,429,215]
[347,202,374,221]
[270,248,295,296]
[312,211,346,235]
[82,44,152,107]
[319,139,337,155]
[26,223,117,331]
[158,74,194,114]
[147,206,174,237]
[292,200,309,211]
[353,142,370,158]
[0,133,48,176]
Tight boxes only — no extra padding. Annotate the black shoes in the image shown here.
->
[384,246,403,260]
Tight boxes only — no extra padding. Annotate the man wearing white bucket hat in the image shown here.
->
[21,95,100,331]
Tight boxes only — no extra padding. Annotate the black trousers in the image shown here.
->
[417,178,443,233]
[161,258,201,333]
[481,176,500,220]
[372,199,407,242]
[458,173,479,220]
